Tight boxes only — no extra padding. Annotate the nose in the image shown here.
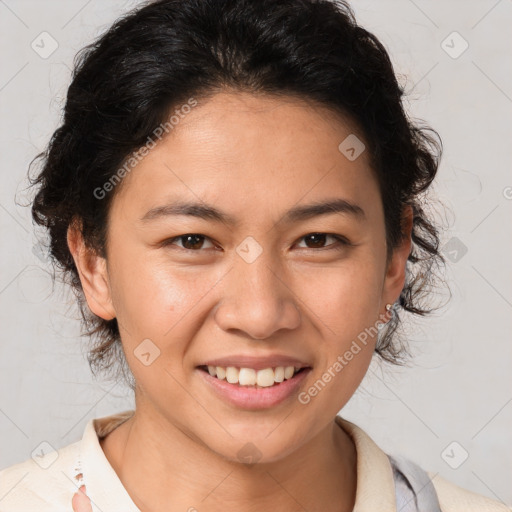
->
[214,252,301,340]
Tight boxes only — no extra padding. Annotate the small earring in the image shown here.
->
[385,304,394,322]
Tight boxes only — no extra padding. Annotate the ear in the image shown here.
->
[381,205,413,310]
[67,221,116,321]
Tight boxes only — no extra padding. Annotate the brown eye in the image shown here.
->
[163,234,215,251]
[295,233,350,250]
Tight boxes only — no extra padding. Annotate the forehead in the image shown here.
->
[110,92,380,225]
[162,92,364,160]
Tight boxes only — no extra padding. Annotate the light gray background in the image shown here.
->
[1,0,511,506]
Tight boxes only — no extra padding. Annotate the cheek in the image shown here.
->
[108,250,221,346]
[109,261,222,395]
[293,255,384,334]
[293,255,383,394]
[297,264,381,412]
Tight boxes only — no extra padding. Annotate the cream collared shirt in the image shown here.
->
[0,410,509,511]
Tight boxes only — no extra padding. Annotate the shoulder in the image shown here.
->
[429,471,512,512]
[0,440,81,511]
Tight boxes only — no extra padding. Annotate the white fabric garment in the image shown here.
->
[0,409,510,512]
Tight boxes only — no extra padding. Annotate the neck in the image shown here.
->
[100,406,357,512]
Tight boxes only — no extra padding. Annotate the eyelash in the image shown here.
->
[161,233,352,252]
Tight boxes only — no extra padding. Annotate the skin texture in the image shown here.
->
[72,485,92,512]
[68,92,412,512]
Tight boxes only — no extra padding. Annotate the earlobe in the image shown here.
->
[66,222,116,321]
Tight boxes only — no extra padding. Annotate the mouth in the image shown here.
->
[197,364,310,388]
[196,363,312,409]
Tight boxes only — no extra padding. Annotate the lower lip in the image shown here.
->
[197,368,311,410]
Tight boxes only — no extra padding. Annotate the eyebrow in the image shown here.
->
[140,197,366,226]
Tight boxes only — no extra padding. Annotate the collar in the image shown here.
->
[79,410,396,511]
[79,410,139,511]
[335,415,397,511]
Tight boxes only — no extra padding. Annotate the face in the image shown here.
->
[69,92,411,463]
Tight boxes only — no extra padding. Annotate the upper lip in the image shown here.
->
[198,354,312,371]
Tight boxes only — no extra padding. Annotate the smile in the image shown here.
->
[198,365,306,387]
[197,365,312,409]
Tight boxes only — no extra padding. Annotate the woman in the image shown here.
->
[0,0,509,510]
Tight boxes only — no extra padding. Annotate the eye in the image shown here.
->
[161,232,351,252]
[295,233,350,251]
[162,234,216,251]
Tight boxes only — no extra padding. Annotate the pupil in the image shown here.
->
[306,233,326,248]
[183,234,203,250]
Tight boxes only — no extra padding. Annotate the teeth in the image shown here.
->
[256,368,275,387]
[226,366,239,384]
[284,366,295,379]
[205,365,302,387]
[239,368,256,385]
[274,366,284,383]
